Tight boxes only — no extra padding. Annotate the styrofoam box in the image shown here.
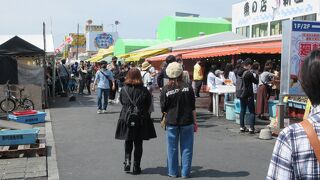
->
[8,111,46,124]
[0,128,39,146]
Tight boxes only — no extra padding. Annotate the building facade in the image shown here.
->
[157,16,232,41]
[232,0,320,38]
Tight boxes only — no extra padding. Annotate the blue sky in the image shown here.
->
[0,0,241,46]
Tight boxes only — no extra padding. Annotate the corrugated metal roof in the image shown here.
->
[178,35,283,50]
[168,16,231,24]
[134,32,246,53]
[116,39,171,46]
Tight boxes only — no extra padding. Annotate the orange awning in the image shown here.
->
[182,41,281,59]
[147,49,202,62]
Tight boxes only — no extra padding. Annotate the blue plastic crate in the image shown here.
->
[0,128,39,146]
[8,112,46,124]
[268,100,279,118]
[225,101,236,121]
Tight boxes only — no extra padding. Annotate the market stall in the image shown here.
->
[0,36,45,110]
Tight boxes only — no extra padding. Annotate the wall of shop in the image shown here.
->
[157,16,232,41]
[232,0,320,38]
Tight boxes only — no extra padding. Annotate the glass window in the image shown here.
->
[252,23,268,38]
[293,14,317,21]
[236,26,250,38]
[245,26,250,37]
[271,20,281,36]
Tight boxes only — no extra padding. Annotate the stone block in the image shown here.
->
[25,171,47,178]
[3,167,25,174]
[26,165,47,173]
[2,172,25,179]
[27,157,46,163]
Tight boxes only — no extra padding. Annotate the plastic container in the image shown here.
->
[0,128,39,146]
[268,100,279,118]
[13,110,37,116]
[8,111,46,124]
[225,101,236,121]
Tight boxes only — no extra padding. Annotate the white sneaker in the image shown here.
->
[97,110,102,114]
[102,110,107,114]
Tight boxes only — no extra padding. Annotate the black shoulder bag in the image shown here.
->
[123,87,143,127]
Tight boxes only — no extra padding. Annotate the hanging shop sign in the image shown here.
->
[232,0,319,28]
[281,20,320,95]
[86,32,118,52]
[69,33,86,47]
[94,33,114,49]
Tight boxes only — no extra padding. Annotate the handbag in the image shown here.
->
[300,119,320,162]
[160,112,167,130]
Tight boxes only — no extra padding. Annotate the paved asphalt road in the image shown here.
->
[49,92,276,180]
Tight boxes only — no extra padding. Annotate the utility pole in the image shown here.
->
[76,23,79,60]
[43,22,48,107]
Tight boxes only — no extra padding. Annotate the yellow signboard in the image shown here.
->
[69,33,86,47]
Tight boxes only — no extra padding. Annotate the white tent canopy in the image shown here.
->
[0,34,55,55]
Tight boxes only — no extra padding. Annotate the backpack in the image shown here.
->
[236,71,248,98]
[123,87,142,127]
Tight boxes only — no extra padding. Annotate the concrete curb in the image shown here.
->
[45,109,59,180]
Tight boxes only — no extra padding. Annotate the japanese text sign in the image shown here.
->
[280,20,320,96]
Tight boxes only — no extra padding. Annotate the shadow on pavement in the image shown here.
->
[191,166,250,178]
[142,166,250,178]
[49,95,97,109]
[143,166,167,176]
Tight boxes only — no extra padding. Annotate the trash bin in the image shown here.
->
[225,101,236,121]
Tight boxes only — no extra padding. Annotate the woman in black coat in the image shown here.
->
[115,68,157,175]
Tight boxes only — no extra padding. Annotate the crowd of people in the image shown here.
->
[46,49,320,179]
[204,58,281,133]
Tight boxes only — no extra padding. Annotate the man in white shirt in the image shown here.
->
[141,61,154,113]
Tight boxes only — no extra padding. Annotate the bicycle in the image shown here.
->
[0,80,34,112]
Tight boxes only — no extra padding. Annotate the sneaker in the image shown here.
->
[168,175,178,178]
[182,175,190,179]
[248,128,259,134]
[97,110,102,114]
[102,110,107,114]
[240,127,248,133]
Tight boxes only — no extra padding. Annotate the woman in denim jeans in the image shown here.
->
[160,62,198,178]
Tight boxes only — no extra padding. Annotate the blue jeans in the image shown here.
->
[240,96,255,129]
[166,124,194,177]
[97,88,109,110]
